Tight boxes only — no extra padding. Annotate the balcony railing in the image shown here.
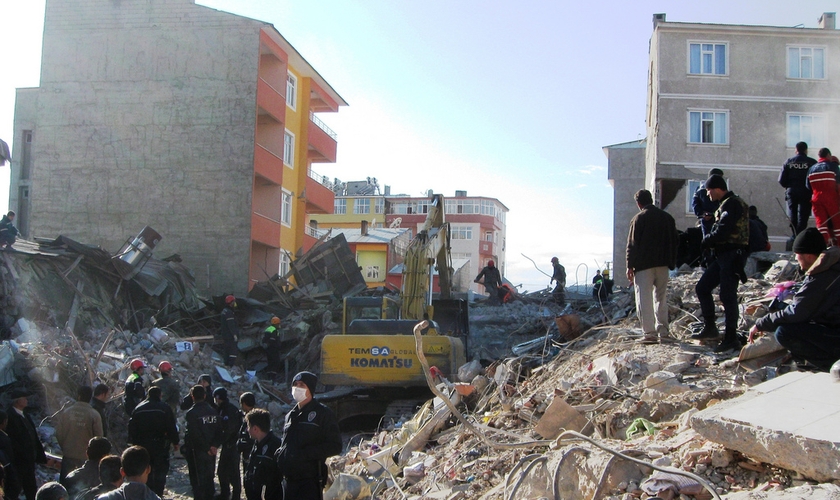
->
[306,225,330,239]
[309,111,337,140]
[308,166,331,186]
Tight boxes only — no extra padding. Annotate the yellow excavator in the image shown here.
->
[319,194,469,421]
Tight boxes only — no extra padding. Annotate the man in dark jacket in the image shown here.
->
[262,317,283,372]
[90,384,110,437]
[151,361,180,413]
[0,410,20,500]
[692,168,724,238]
[243,409,282,500]
[124,359,147,416]
[220,295,240,367]
[750,228,840,371]
[626,190,678,344]
[474,260,503,305]
[6,388,47,500]
[0,211,19,249]
[748,206,770,253]
[237,393,256,472]
[181,374,214,412]
[184,385,222,500]
[275,372,341,500]
[77,455,123,500]
[550,257,566,306]
[214,388,242,500]
[780,141,817,235]
[128,387,179,496]
[97,446,160,500]
[692,175,750,353]
[62,437,112,498]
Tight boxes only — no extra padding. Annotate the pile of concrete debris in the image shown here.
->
[323,253,840,500]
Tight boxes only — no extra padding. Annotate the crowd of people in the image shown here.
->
[1,367,341,500]
[625,141,840,371]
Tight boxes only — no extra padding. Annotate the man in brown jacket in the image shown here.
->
[55,386,103,481]
[626,189,678,344]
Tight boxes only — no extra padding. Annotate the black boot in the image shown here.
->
[713,331,746,353]
[691,322,720,340]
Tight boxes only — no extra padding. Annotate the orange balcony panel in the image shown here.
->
[251,212,282,248]
[479,240,496,256]
[257,78,285,123]
[302,232,318,253]
[254,145,284,185]
[305,175,335,214]
[309,80,340,113]
[307,119,337,163]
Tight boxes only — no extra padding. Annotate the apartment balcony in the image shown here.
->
[479,240,497,256]
[308,112,337,163]
[254,144,284,185]
[257,78,285,123]
[305,167,335,214]
[302,225,330,253]
[251,212,282,248]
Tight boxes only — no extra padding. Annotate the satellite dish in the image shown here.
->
[389,217,402,228]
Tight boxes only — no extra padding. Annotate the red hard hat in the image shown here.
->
[225,295,236,305]
[488,260,495,267]
[271,316,280,326]
[158,361,173,373]
[130,359,147,371]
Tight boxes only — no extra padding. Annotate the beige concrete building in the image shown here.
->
[11,0,345,295]
[611,12,840,284]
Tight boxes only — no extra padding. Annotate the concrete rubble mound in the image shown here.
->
[0,235,838,499]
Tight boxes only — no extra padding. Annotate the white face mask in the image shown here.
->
[292,386,308,403]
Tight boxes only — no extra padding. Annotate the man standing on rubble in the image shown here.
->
[220,296,240,367]
[54,386,103,481]
[749,228,840,371]
[626,189,678,344]
[6,388,47,500]
[692,174,750,353]
[90,384,110,437]
[262,317,283,372]
[806,148,840,245]
[184,385,222,500]
[275,371,341,500]
[124,359,147,415]
[128,386,179,497]
[474,260,503,305]
[213,388,242,500]
[550,257,566,306]
[779,141,817,236]
[152,361,180,413]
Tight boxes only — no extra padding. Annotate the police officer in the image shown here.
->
[184,385,222,500]
[275,372,341,500]
[123,359,147,415]
[214,388,243,500]
[127,386,178,496]
[220,295,240,367]
[151,361,181,413]
[236,393,256,472]
[262,317,282,372]
[243,409,282,500]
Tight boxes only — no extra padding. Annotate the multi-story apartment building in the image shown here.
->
[309,188,508,294]
[11,0,345,295]
[610,12,840,286]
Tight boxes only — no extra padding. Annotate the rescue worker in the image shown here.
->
[806,148,840,245]
[474,260,504,305]
[124,359,147,415]
[90,384,110,437]
[219,295,240,367]
[275,371,342,500]
[236,393,256,472]
[183,385,222,500]
[54,386,103,481]
[243,409,282,500]
[181,374,215,411]
[213,388,242,500]
[128,386,179,497]
[262,317,283,372]
[550,257,566,306]
[151,361,180,413]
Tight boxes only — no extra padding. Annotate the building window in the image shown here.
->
[286,72,297,110]
[788,46,825,80]
[374,198,384,214]
[283,130,295,166]
[353,198,370,214]
[689,110,728,144]
[787,114,826,148]
[279,251,290,277]
[334,198,347,215]
[689,42,727,75]
[451,226,473,240]
[281,190,293,226]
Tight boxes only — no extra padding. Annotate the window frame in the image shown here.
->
[281,189,293,227]
[334,198,347,215]
[787,45,826,80]
[451,225,473,240]
[286,72,298,110]
[687,109,729,145]
[688,41,728,76]
[786,113,827,148]
[279,251,290,277]
[374,198,384,214]
[353,197,371,215]
[283,129,295,167]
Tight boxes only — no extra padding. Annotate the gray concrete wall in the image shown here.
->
[16,0,269,295]
[606,141,646,288]
[647,21,840,250]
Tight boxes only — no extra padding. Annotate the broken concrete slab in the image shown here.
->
[691,371,840,482]
[534,396,590,439]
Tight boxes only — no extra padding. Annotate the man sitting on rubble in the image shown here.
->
[749,228,840,371]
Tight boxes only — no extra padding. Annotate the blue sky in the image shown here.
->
[1,1,837,291]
